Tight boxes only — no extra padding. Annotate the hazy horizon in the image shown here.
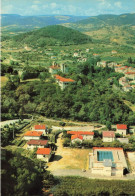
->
[2,0,135,16]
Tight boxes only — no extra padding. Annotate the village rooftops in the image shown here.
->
[67,131,94,135]
[54,75,75,83]
[117,124,127,130]
[34,125,46,130]
[24,131,43,137]
[27,139,48,146]
[103,131,115,138]
[36,148,51,155]
[71,134,83,140]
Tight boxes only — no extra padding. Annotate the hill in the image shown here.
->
[61,13,135,45]
[1,14,88,34]
[11,25,92,47]
[62,13,135,31]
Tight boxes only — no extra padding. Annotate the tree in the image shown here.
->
[106,121,112,130]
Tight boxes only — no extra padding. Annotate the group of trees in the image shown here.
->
[1,149,56,196]
[1,57,135,125]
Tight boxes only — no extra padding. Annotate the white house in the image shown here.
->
[102,131,115,142]
[71,134,83,144]
[116,124,127,135]
[34,125,47,136]
[67,131,94,140]
[23,131,43,140]
[36,148,52,162]
[27,139,48,149]
[54,75,75,90]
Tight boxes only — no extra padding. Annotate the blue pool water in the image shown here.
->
[97,151,114,161]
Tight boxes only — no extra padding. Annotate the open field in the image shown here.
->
[1,76,8,87]
[48,133,91,171]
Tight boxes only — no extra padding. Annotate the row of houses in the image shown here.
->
[67,124,129,144]
[23,125,52,162]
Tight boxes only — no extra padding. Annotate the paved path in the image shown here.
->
[51,169,135,180]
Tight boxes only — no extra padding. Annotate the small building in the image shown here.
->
[34,125,48,136]
[89,147,128,177]
[71,134,83,144]
[102,131,115,142]
[125,72,135,80]
[54,75,75,90]
[117,138,129,144]
[36,148,52,162]
[116,124,127,135]
[24,131,43,140]
[49,64,61,74]
[97,61,107,68]
[67,131,94,140]
[27,139,48,149]
[111,50,117,54]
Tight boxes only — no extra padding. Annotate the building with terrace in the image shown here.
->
[89,147,128,177]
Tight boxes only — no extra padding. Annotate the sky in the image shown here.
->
[1,0,135,16]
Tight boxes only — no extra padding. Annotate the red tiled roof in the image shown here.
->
[125,72,135,75]
[103,131,115,138]
[35,125,46,130]
[117,124,127,130]
[27,139,48,146]
[24,131,43,137]
[67,131,94,135]
[93,147,123,150]
[36,148,51,155]
[54,75,75,83]
[71,134,83,140]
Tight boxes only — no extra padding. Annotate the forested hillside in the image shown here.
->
[10,25,92,47]
[1,58,135,125]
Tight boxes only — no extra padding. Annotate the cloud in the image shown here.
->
[31,4,40,11]
[34,1,41,4]
[51,3,57,9]
[114,1,122,8]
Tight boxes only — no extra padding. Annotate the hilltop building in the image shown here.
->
[49,62,68,74]
[89,147,128,177]
[54,75,75,90]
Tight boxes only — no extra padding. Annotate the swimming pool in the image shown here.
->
[97,151,114,161]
